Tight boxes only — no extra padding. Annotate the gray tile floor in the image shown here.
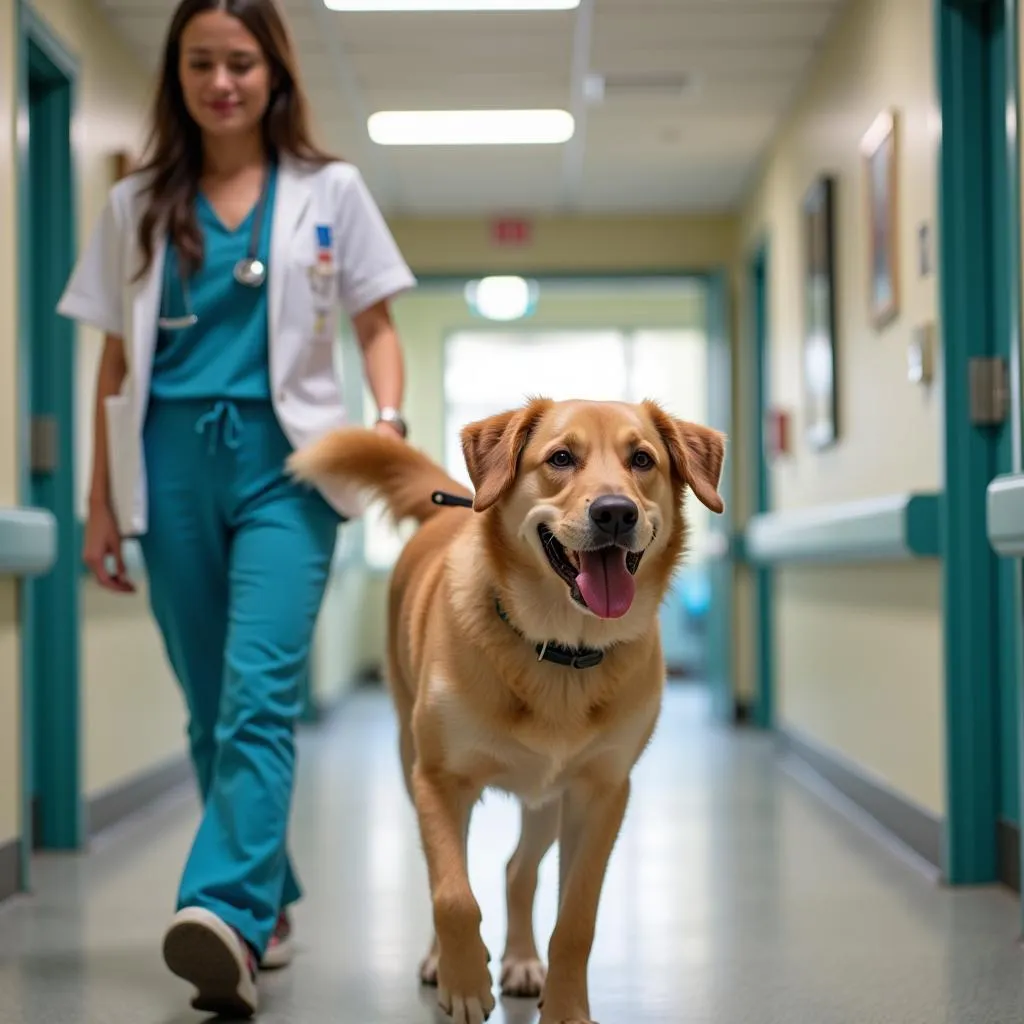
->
[2,684,1024,1023]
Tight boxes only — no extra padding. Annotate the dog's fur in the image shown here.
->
[288,398,726,1024]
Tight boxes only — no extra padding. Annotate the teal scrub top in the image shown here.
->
[150,162,278,401]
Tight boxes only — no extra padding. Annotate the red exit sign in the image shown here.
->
[491,217,532,246]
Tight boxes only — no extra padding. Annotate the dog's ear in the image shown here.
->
[461,398,552,511]
[643,401,726,514]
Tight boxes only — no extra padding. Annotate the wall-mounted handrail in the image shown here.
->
[744,492,941,564]
[0,507,58,577]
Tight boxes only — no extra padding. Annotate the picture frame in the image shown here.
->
[802,174,839,450]
[861,108,900,328]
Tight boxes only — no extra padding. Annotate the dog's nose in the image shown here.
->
[589,495,639,537]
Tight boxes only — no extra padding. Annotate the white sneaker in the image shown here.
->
[162,906,259,1018]
[259,910,295,970]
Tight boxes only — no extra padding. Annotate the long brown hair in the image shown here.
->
[133,0,337,279]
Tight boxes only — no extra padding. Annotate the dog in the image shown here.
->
[287,397,726,1024]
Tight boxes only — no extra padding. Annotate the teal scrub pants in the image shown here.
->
[138,397,340,957]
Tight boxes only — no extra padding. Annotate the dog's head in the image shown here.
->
[460,397,725,622]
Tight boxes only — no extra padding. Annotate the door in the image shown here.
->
[937,0,1020,889]
[18,6,82,869]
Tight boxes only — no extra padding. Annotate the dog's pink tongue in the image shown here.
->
[576,548,636,619]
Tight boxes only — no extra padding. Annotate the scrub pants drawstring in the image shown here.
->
[194,400,244,454]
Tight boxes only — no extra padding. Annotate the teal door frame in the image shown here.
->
[16,0,83,878]
[747,242,774,729]
[935,0,1021,885]
[703,270,735,720]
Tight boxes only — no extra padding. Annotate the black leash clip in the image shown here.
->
[431,490,474,509]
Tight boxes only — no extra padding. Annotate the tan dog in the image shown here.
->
[288,398,725,1024]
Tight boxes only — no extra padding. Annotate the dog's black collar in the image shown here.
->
[494,598,605,671]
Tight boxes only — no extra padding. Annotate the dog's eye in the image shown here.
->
[631,450,655,470]
[548,449,575,469]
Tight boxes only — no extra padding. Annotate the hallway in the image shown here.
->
[1,685,1022,1024]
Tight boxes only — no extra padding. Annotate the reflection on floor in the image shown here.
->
[1,683,1022,1023]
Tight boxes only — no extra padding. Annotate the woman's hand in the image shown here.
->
[374,419,405,440]
[83,501,135,593]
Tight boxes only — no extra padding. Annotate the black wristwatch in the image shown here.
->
[377,406,408,438]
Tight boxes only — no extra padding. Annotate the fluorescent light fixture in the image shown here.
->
[368,109,574,146]
[326,0,578,10]
[465,276,539,321]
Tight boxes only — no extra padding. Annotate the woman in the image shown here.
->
[57,0,414,1016]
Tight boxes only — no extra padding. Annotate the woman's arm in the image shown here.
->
[89,332,127,512]
[352,298,406,436]
[82,332,134,592]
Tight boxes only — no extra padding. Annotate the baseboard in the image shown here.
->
[998,818,1020,891]
[86,754,193,839]
[779,727,943,871]
[0,839,20,902]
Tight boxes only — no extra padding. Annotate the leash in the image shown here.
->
[431,490,474,509]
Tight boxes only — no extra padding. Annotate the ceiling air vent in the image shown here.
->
[583,72,697,103]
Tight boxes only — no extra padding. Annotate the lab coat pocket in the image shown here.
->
[103,393,139,535]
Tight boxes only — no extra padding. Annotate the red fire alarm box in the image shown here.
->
[765,408,790,458]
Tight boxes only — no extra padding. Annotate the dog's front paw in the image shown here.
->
[437,945,495,1024]
[437,980,496,1024]
[500,954,546,998]
[419,948,439,986]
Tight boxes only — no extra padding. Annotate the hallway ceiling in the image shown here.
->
[94,0,848,215]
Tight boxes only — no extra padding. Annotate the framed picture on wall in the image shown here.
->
[861,108,900,328]
[802,174,839,450]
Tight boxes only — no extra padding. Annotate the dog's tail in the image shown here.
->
[286,427,474,525]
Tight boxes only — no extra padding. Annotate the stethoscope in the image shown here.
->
[158,165,270,331]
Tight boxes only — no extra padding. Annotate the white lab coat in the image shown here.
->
[57,154,416,536]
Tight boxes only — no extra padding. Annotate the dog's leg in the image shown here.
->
[501,798,560,999]
[539,778,631,1024]
[412,765,494,1024]
[389,662,448,986]
[420,803,473,987]
[412,716,438,988]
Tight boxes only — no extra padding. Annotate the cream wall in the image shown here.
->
[20,0,188,803]
[389,214,737,277]
[736,0,945,814]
